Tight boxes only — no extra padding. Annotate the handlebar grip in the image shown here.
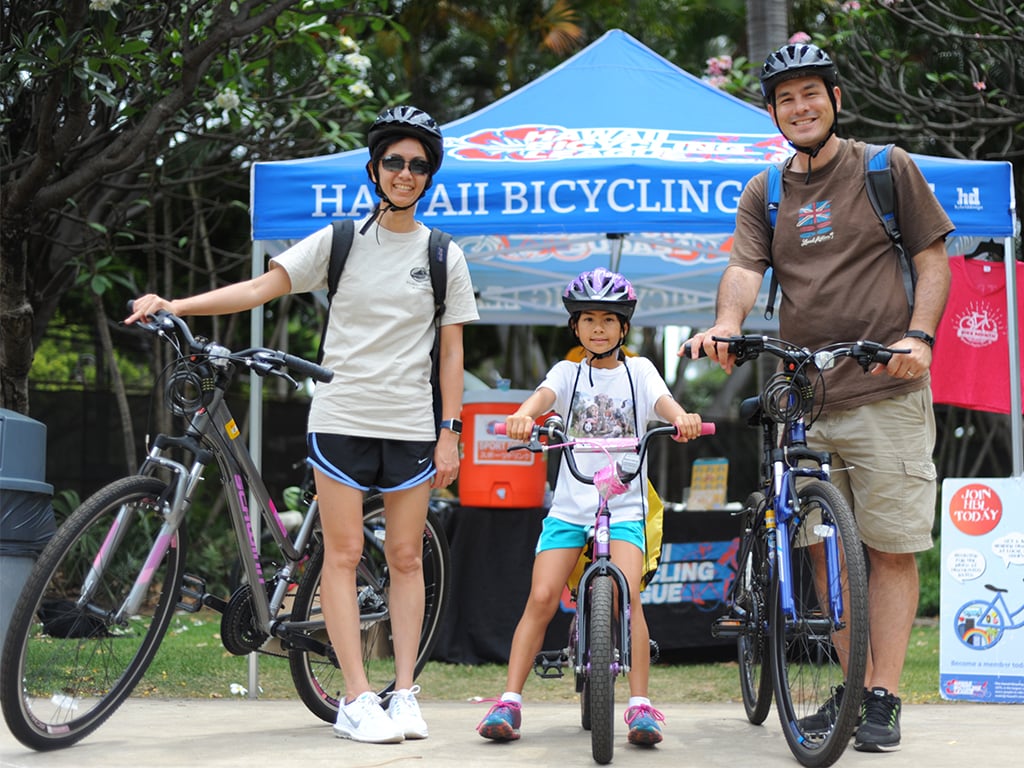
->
[488,421,507,436]
[282,353,334,383]
[681,342,708,359]
[700,422,716,436]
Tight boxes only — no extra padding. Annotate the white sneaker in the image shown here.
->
[334,691,404,743]
[388,685,429,739]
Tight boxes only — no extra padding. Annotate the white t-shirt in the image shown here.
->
[271,219,479,441]
[540,357,670,527]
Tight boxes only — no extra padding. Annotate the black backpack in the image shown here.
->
[761,143,915,320]
[316,219,451,430]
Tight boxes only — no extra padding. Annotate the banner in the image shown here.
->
[939,477,1024,702]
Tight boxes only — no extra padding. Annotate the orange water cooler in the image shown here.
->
[458,390,547,508]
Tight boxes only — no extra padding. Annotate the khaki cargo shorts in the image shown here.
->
[805,388,937,554]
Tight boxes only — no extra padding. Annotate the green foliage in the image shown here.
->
[917,537,942,617]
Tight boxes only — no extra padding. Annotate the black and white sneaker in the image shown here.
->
[854,687,901,752]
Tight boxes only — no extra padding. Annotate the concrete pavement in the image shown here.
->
[2,698,1019,768]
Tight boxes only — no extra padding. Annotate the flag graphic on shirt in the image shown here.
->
[798,200,832,239]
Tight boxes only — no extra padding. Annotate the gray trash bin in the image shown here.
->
[1,409,57,654]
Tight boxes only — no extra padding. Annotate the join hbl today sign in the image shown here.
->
[940,477,1024,702]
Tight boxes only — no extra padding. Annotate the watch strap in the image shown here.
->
[903,330,935,348]
[439,418,462,435]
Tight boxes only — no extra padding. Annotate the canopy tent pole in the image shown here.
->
[1004,235,1022,477]
[248,241,263,697]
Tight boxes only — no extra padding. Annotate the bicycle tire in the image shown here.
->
[769,480,868,768]
[288,495,451,723]
[588,574,617,765]
[736,492,773,724]
[0,476,186,751]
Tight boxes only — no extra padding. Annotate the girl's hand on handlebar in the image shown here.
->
[504,412,536,442]
[672,413,705,442]
[125,294,174,325]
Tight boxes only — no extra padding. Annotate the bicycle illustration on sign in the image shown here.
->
[954,579,1024,650]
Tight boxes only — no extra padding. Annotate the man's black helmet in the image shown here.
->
[367,105,444,173]
[760,43,839,103]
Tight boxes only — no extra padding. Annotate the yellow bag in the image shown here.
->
[566,479,665,594]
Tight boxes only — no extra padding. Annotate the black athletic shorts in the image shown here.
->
[307,433,435,492]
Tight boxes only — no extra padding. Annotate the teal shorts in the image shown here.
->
[536,515,645,554]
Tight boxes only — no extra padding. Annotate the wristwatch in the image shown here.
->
[439,418,463,435]
[903,330,935,348]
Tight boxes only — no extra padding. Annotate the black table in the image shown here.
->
[431,506,739,665]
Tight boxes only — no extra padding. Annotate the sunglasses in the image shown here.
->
[381,155,432,176]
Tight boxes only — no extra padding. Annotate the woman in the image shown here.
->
[128,106,478,744]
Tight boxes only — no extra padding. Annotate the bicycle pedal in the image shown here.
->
[177,573,206,613]
[712,614,744,639]
[533,649,569,678]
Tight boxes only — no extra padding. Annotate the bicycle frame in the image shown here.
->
[573,486,634,679]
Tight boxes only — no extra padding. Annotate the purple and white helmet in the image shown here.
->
[562,268,637,321]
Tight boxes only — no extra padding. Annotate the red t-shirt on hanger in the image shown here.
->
[930,254,1024,414]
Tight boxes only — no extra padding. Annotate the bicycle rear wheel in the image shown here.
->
[288,495,451,722]
[0,477,186,751]
[587,574,617,765]
[769,480,868,768]
[736,492,773,724]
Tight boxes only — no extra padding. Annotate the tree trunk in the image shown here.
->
[746,0,790,64]
[1,216,33,414]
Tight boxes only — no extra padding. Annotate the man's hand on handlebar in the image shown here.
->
[680,323,741,374]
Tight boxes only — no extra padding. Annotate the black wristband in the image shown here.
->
[904,330,935,348]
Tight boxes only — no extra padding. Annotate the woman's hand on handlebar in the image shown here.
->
[125,294,175,325]
[504,412,536,442]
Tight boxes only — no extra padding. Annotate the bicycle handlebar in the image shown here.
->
[127,303,334,384]
[492,418,715,490]
[682,334,909,373]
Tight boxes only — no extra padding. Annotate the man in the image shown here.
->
[685,43,952,753]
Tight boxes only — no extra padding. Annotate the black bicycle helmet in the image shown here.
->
[562,268,637,321]
[760,43,839,103]
[367,105,444,173]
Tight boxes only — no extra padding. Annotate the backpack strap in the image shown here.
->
[426,227,451,432]
[863,144,916,316]
[316,219,355,364]
[762,162,784,321]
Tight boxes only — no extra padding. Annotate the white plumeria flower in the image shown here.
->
[215,89,240,112]
[229,683,248,696]
[343,52,371,75]
[339,35,357,52]
[90,0,121,10]
[348,81,374,98]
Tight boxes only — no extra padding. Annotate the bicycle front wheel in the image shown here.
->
[587,574,617,765]
[289,495,451,723]
[0,477,186,751]
[770,480,868,768]
[736,492,773,724]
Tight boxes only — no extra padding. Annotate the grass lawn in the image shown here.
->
[137,610,943,704]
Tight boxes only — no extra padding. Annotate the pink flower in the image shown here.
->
[789,32,811,44]
[973,81,987,91]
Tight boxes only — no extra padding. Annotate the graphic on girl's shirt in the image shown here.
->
[569,392,635,438]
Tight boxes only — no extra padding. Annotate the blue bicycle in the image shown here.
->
[694,335,902,767]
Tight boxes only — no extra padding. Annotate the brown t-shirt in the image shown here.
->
[731,139,954,411]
